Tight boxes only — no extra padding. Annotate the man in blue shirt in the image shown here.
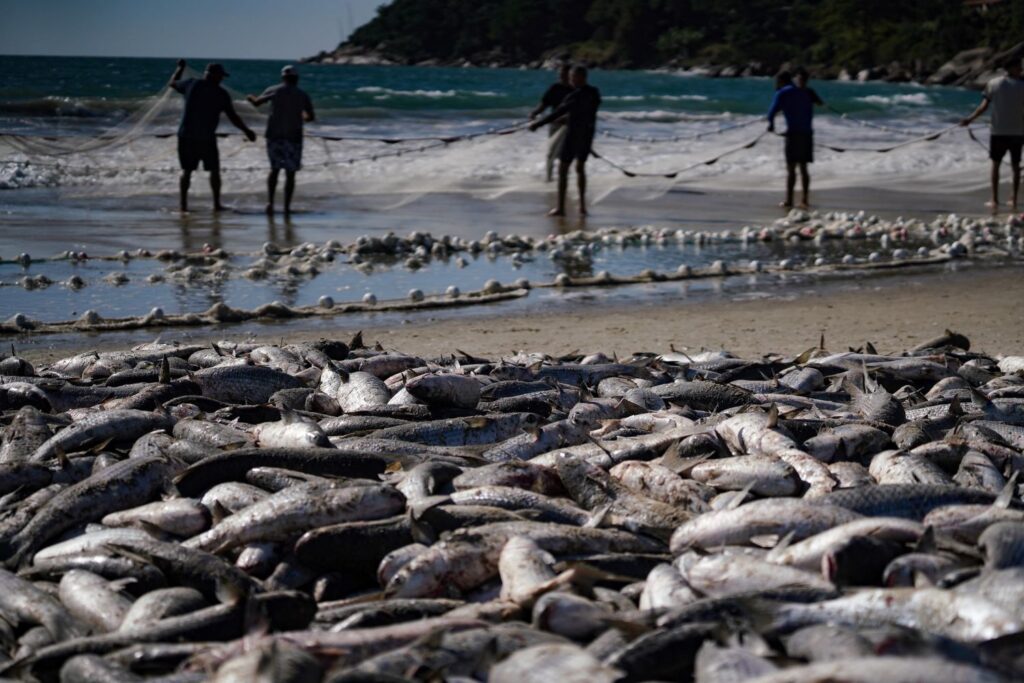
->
[767,70,820,210]
[169,60,256,213]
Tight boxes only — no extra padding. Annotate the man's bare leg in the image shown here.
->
[550,159,569,216]
[211,170,225,212]
[798,163,810,209]
[1010,162,1020,212]
[179,170,192,212]
[576,159,588,216]
[988,160,1000,214]
[781,162,796,209]
[266,169,279,215]
[284,171,296,217]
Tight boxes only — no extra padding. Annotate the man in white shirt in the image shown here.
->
[962,58,1024,213]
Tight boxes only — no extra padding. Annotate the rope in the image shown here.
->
[598,117,763,143]
[590,131,769,179]
[803,123,961,153]
[825,104,934,138]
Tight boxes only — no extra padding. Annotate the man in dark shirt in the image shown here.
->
[169,60,256,213]
[247,65,316,217]
[530,65,602,216]
[767,69,821,210]
[530,64,574,182]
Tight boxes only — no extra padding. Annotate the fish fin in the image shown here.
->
[157,356,170,385]
[841,376,863,400]
[586,435,613,457]
[766,404,779,429]
[865,341,878,355]
[967,387,991,410]
[527,361,543,375]
[210,501,232,525]
[106,577,137,593]
[819,332,826,350]
[995,471,1019,509]
[55,447,71,470]
[464,416,492,429]
[793,347,818,365]
[765,530,796,563]
[385,461,403,474]
[914,526,937,553]
[949,395,965,417]
[102,542,150,566]
[725,483,755,510]
[410,496,450,521]
[663,451,712,477]
[135,519,169,540]
[616,399,647,417]
[585,503,613,528]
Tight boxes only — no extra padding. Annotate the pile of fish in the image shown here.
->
[0,330,1023,682]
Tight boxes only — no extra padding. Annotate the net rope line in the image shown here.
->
[589,123,979,179]
[0,124,991,180]
[0,72,992,181]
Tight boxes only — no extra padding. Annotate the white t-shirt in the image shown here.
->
[984,75,1024,136]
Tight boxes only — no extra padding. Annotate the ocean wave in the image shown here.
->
[604,94,710,103]
[856,93,933,106]
[657,94,709,102]
[356,87,501,98]
[0,96,143,118]
[600,109,738,123]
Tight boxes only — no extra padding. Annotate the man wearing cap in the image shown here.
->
[169,59,256,213]
[247,66,316,217]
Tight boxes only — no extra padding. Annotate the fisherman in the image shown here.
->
[529,63,574,182]
[795,66,825,109]
[529,65,602,217]
[247,65,316,217]
[767,70,819,210]
[169,60,256,213]
[960,57,1024,214]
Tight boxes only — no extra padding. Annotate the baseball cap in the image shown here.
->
[281,65,298,77]
[205,63,229,77]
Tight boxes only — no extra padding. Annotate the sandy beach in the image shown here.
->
[18,261,1024,365]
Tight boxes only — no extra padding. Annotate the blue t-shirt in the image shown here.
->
[767,85,815,133]
[172,78,233,141]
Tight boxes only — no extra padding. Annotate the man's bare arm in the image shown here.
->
[961,98,990,126]
[169,58,187,90]
[246,94,271,107]
[224,101,256,141]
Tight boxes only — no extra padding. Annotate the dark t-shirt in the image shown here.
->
[542,84,602,139]
[172,78,233,141]
[767,84,815,133]
[258,83,314,143]
[541,83,574,110]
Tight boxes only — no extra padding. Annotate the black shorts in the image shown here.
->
[178,137,220,172]
[990,135,1024,166]
[785,131,814,165]
[560,133,594,164]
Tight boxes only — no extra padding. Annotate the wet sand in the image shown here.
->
[0,181,1000,257]
[294,265,1024,359]
[18,263,1023,365]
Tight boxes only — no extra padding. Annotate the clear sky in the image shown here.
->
[0,0,388,60]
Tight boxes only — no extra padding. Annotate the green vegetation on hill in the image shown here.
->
[343,0,1024,73]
